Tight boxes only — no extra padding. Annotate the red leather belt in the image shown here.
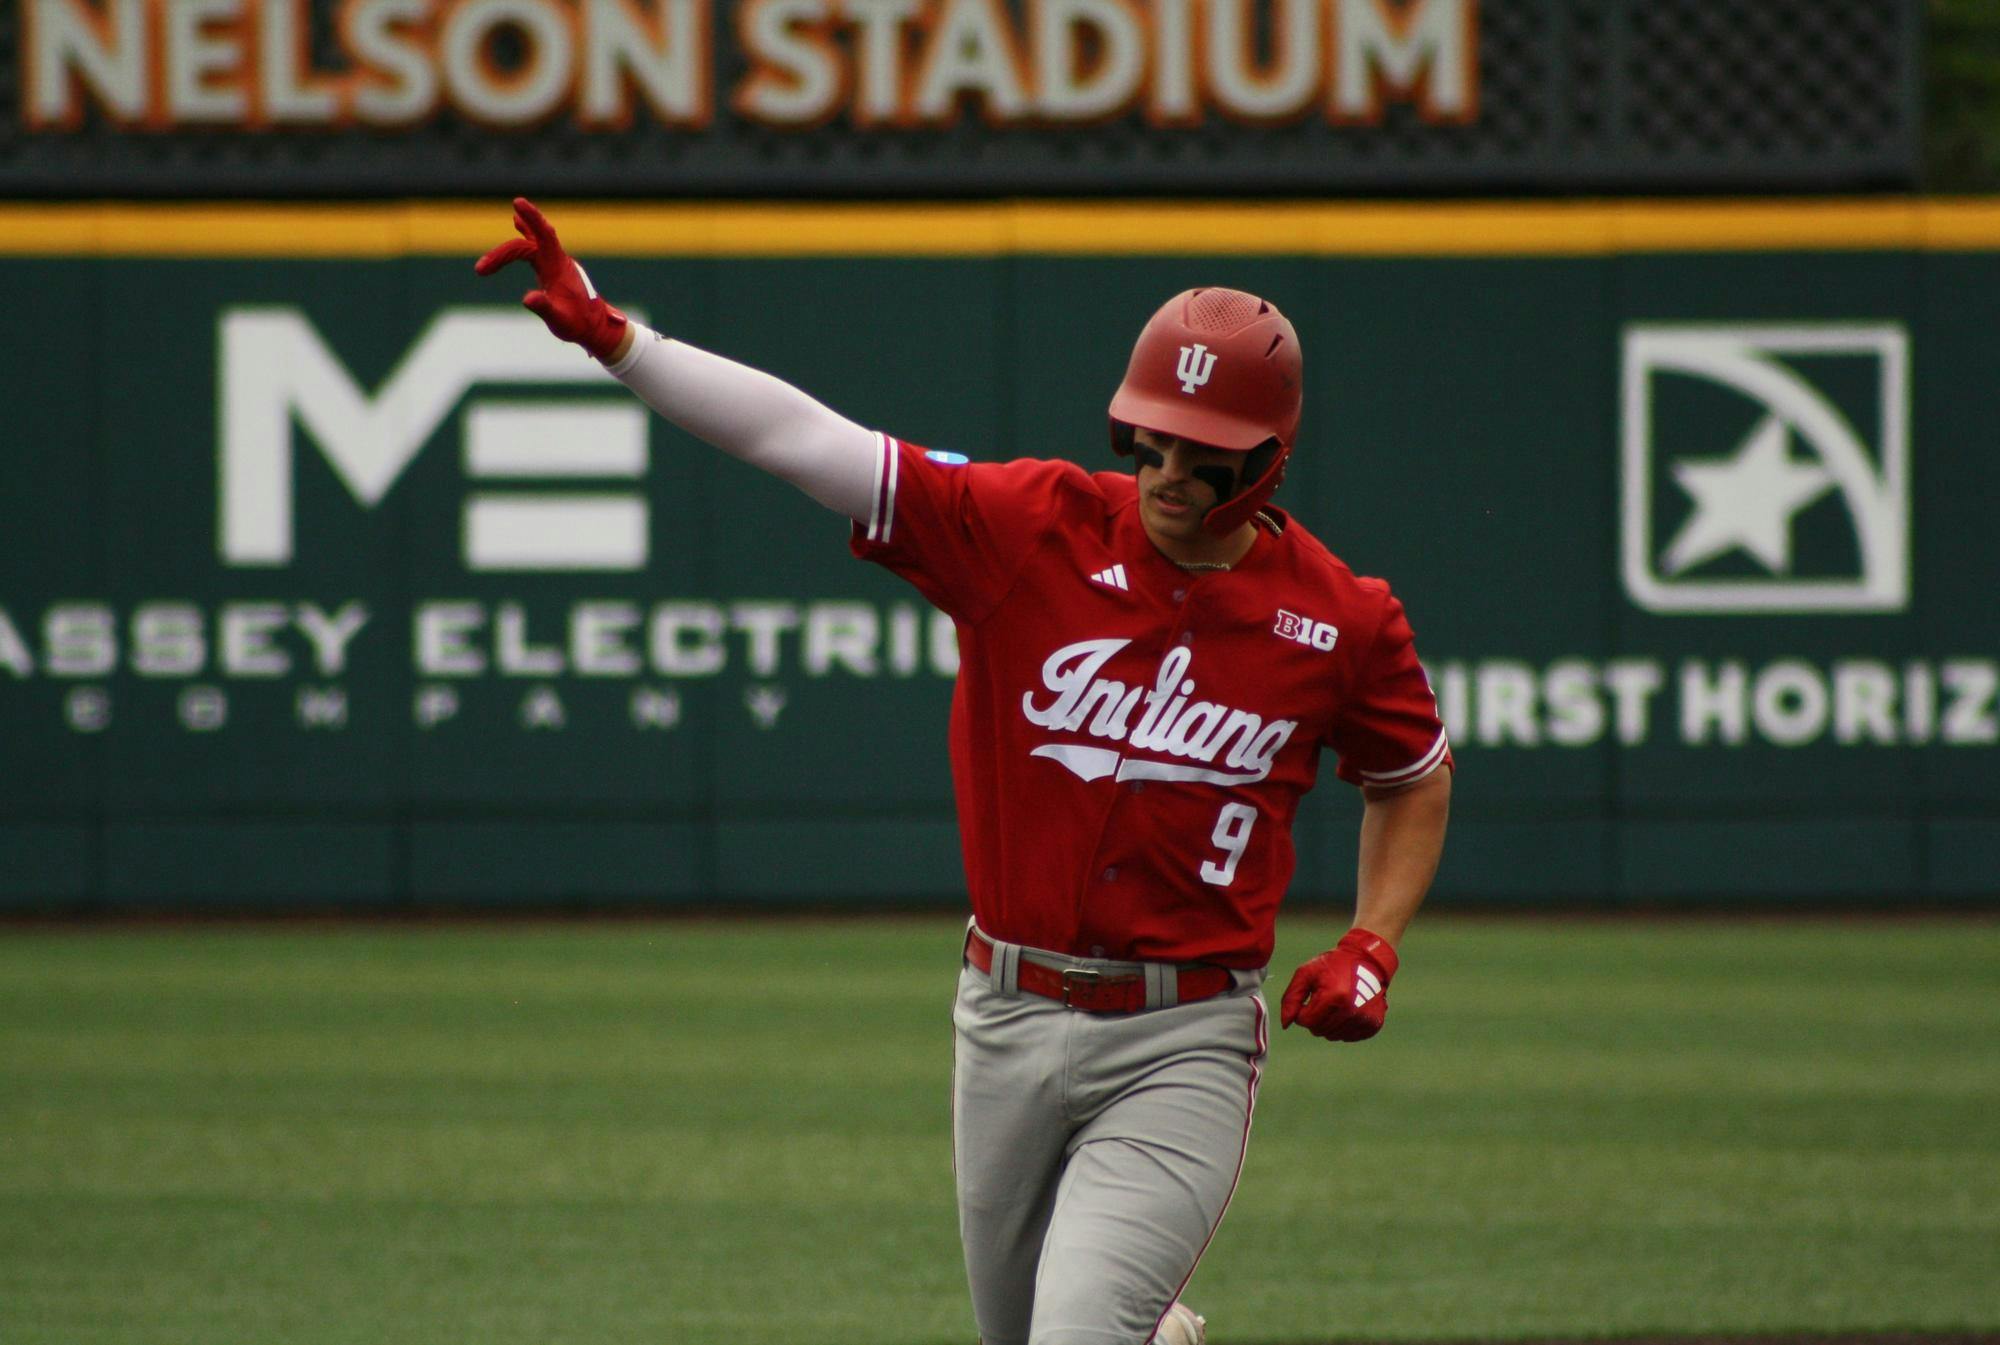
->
[964,927,1234,1015]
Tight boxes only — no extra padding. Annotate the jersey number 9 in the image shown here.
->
[1199,803,1258,887]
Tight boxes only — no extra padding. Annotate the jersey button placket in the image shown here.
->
[1075,572,1186,945]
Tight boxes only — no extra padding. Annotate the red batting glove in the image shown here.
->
[1280,928,1399,1042]
[474,197,628,361]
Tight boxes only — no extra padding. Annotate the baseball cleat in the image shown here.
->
[1156,1300,1207,1345]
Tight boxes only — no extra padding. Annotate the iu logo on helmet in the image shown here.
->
[1176,343,1218,394]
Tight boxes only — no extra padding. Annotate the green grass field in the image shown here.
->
[2,916,1996,1345]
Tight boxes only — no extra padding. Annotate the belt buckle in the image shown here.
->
[1060,967,1105,1009]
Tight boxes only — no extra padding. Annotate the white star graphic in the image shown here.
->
[1660,414,1837,576]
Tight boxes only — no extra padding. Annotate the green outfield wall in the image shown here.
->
[1,201,1996,911]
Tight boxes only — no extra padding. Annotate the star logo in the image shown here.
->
[1659,415,1836,576]
[1620,324,1910,615]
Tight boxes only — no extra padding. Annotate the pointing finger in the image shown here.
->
[474,237,535,276]
[514,197,560,252]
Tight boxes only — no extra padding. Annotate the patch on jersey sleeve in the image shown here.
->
[925,450,970,466]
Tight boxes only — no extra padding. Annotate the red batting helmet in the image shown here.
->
[1108,287,1303,536]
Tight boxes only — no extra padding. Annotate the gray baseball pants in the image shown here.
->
[952,929,1269,1345]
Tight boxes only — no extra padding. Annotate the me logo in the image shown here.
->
[220,307,649,571]
[1620,323,1909,614]
[1176,343,1217,394]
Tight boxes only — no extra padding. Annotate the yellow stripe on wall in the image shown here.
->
[6,198,2000,257]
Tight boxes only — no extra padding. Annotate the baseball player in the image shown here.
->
[478,199,1452,1345]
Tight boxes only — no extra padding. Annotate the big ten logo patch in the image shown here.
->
[1274,610,1338,651]
[1620,323,1910,615]
[220,306,651,572]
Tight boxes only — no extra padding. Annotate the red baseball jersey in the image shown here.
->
[850,434,1451,969]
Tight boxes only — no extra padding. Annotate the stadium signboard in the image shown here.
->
[4,0,1918,194]
[0,201,1994,910]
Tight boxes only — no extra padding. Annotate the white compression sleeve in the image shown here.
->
[606,323,880,524]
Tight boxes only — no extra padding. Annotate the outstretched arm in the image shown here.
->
[604,329,879,523]
[476,198,878,524]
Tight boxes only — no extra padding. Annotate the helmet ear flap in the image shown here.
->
[1200,438,1290,535]
[1187,437,1276,516]
[1241,440,1280,491]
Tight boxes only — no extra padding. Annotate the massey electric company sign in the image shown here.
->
[0,307,961,739]
[22,0,1475,131]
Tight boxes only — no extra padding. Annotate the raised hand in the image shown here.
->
[474,197,628,361]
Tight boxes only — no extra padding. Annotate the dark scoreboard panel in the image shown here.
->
[2,0,1919,196]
